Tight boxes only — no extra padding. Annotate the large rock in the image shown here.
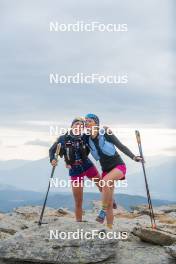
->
[13,205,72,220]
[131,205,176,216]
[117,239,172,264]
[0,206,73,241]
[165,243,176,258]
[0,217,118,263]
[1,204,176,264]
[132,225,176,246]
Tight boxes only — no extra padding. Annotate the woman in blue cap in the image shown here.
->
[85,113,143,228]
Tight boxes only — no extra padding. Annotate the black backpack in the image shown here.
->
[63,134,88,165]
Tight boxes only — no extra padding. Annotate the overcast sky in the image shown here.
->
[0,0,175,160]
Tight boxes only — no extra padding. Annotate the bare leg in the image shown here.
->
[106,201,114,227]
[86,171,117,209]
[106,192,114,226]
[96,168,124,224]
[102,168,124,208]
[87,172,120,212]
[88,172,102,192]
[71,181,84,221]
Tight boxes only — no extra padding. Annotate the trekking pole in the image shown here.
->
[135,130,156,229]
[135,131,156,228]
[38,143,61,226]
[136,131,155,228]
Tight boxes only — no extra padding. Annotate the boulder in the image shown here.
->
[131,205,176,216]
[132,225,176,246]
[14,206,72,220]
[0,214,29,238]
[1,204,175,263]
[165,243,176,258]
[0,217,118,263]
[0,206,73,242]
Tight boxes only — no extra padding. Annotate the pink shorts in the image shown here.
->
[102,164,126,180]
[71,166,99,182]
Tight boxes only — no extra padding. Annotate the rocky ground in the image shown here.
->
[0,203,175,264]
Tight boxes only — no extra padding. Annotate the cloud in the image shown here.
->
[24,139,50,147]
[163,146,176,154]
[0,0,175,130]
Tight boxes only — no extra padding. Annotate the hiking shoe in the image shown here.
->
[113,200,117,209]
[96,210,106,223]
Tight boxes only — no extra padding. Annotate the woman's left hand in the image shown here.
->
[133,156,144,162]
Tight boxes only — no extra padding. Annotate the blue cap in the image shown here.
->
[85,113,99,125]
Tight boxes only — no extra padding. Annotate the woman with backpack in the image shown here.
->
[49,117,102,222]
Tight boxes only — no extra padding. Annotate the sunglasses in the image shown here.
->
[73,121,84,126]
[85,118,95,124]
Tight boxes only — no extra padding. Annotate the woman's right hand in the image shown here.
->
[133,156,144,162]
[51,159,58,167]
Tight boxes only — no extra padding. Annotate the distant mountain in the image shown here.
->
[42,192,175,212]
[0,187,175,213]
[0,156,175,201]
[0,158,68,192]
[123,158,176,201]
[0,184,44,212]
[0,183,18,191]
[0,159,31,170]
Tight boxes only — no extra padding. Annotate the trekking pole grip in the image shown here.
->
[135,130,141,145]
[55,143,61,161]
